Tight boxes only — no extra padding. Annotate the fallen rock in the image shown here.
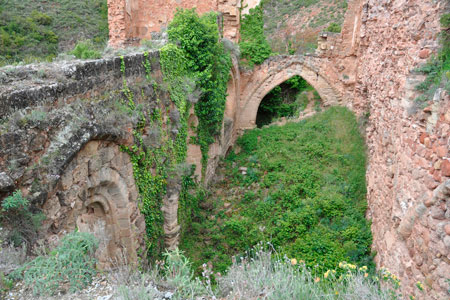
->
[0,172,14,192]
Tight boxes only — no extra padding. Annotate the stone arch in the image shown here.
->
[42,140,145,269]
[238,55,342,129]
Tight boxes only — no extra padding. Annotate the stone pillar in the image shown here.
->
[108,0,129,47]
[162,178,181,250]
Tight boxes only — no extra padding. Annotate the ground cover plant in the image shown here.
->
[115,245,405,300]
[180,107,373,276]
[9,232,98,296]
[0,0,108,65]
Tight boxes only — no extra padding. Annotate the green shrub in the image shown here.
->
[1,190,45,247]
[326,22,341,33]
[10,232,98,296]
[167,9,232,173]
[70,40,102,59]
[239,5,273,66]
[1,190,29,211]
[30,10,53,26]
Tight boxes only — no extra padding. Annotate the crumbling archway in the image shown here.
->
[238,55,342,129]
[42,140,146,269]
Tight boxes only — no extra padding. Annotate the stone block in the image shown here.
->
[0,172,14,192]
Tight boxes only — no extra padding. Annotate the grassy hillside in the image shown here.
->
[0,0,108,66]
[261,0,348,54]
[181,107,373,276]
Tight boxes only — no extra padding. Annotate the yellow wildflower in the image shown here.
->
[315,277,320,283]
[335,291,339,295]
[291,258,297,266]
[324,270,331,278]
[364,273,368,278]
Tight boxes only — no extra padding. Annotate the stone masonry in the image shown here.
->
[107,0,244,46]
[354,0,450,299]
[0,0,449,297]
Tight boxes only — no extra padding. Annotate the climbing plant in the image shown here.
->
[239,4,273,67]
[119,50,192,260]
[167,9,232,175]
[415,13,450,103]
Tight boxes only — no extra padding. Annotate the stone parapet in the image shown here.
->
[0,51,161,121]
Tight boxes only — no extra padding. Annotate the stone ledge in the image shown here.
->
[0,51,160,120]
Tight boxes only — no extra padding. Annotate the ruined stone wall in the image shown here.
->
[0,52,169,264]
[107,0,241,47]
[0,50,238,261]
[354,0,449,298]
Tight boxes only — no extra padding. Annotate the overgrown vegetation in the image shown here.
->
[181,107,373,276]
[414,13,450,104]
[10,232,98,296]
[119,49,193,260]
[0,0,108,65]
[239,4,273,67]
[167,9,232,175]
[70,40,102,59]
[0,190,45,248]
[116,245,405,300]
[256,75,316,127]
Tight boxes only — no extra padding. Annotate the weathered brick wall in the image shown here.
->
[0,53,166,264]
[355,0,450,298]
[107,0,242,47]
[0,51,237,260]
[0,52,161,120]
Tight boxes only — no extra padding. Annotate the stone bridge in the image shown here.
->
[1,1,449,298]
[235,54,344,129]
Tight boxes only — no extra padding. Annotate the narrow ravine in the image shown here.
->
[180,106,373,277]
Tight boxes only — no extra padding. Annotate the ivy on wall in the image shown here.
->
[167,9,232,176]
[119,51,192,260]
[239,4,273,67]
[415,13,450,103]
[119,8,233,259]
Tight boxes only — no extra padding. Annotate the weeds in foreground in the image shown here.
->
[9,232,98,296]
[0,190,45,248]
[116,245,403,300]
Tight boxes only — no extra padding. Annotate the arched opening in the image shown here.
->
[255,75,322,127]
[76,197,115,268]
[237,57,341,130]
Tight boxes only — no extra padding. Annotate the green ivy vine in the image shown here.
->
[119,49,192,260]
[118,9,232,259]
[166,9,232,176]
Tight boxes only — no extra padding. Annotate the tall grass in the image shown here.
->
[181,107,372,275]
